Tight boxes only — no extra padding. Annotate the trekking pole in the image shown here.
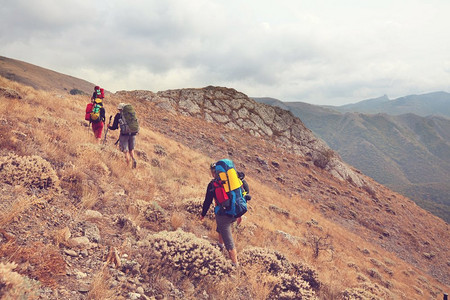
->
[102,115,112,145]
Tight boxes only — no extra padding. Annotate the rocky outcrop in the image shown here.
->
[116,86,366,187]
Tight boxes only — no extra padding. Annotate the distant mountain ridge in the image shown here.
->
[253,96,450,222]
[326,92,450,118]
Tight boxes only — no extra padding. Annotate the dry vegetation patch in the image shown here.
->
[240,247,320,299]
[138,229,232,280]
[0,240,66,286]
[0,153,59,190]
[0,262,39,300]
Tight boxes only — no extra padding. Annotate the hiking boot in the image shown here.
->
[132,159,137,169]
[215,242,225,252]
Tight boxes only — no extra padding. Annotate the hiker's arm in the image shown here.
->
[242,179,249,194]
[201,181,214,218]
[101,107,106,123]
[108,114,120,130]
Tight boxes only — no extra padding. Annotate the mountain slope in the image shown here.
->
[254,97,450,223]
[0,60,449,299]
[0,55,97,95]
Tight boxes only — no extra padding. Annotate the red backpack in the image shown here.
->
[93,86,105,99]
[213,180,230,207]
[85,103,94,121]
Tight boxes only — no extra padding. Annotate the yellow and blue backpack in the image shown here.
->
[212,159,248,218]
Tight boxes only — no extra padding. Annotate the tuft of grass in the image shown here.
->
[86,268,117,299]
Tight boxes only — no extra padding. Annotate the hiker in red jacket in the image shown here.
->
[90,98,105,144]
[200,163,241,267]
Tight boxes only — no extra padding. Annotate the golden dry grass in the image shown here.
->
[0,75,447,299]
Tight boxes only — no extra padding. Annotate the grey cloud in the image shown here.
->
[1,0,450,105]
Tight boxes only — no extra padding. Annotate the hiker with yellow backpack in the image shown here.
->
[200,159,251,268]
[85,86,105,144]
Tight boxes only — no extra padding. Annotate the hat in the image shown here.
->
[117,103,126,110]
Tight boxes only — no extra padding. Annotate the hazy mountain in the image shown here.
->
[326,92,450,118]
[253,97,450,222]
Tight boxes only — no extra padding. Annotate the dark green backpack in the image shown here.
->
[119,104,139,135]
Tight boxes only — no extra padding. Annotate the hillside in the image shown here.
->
[0,56,97,95]
[254,97,450,223]
[0,72,449,299]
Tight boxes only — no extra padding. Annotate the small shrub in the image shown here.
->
[0,241,66,286]
[170,212,185,230]
[69,88,85,95]
[369,258,382,267]
[0,153,59,190]
[240,247,320,299]
[305,226,333,259]
[154,144,168,156]
[269,205,290,217]
[340,283,392,300]
[86,268,116,299]
[143,201,169,230]
[270,273,317,300]
[0,262,39,299]
[181,198,214,220]
[138,229,232,280]
[423,252,435,260]
[367,268,382,280]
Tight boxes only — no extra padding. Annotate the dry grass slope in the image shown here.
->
[0,75,448,299]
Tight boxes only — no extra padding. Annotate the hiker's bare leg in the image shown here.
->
[124,151,130,165]
[229,248,238,265]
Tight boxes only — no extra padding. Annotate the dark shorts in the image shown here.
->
[92,121,104,139]
[119,134,136,152]
[215,214,237,250]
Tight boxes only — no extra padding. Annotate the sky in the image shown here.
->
[1,0,450,105]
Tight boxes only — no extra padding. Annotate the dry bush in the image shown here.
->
[59,167,86,200]
[170,212,185,230]
[269,204,290,217]
[137,229,232,280]
[0,122,26,154]
[305,223,333,260]
[0,193,43,227]
[340,282,393,300]
[240,247,320,299]
[81,183,100,209]
[0,262,39,300]
[180,197,214,220]
[0,153,59,190]
[142,201,169,231]
[0,241,66,286]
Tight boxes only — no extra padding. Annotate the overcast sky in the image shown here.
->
[1,0,450,105]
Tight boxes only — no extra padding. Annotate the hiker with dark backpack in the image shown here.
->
[200,159,249,268]
[108,103,139,168]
